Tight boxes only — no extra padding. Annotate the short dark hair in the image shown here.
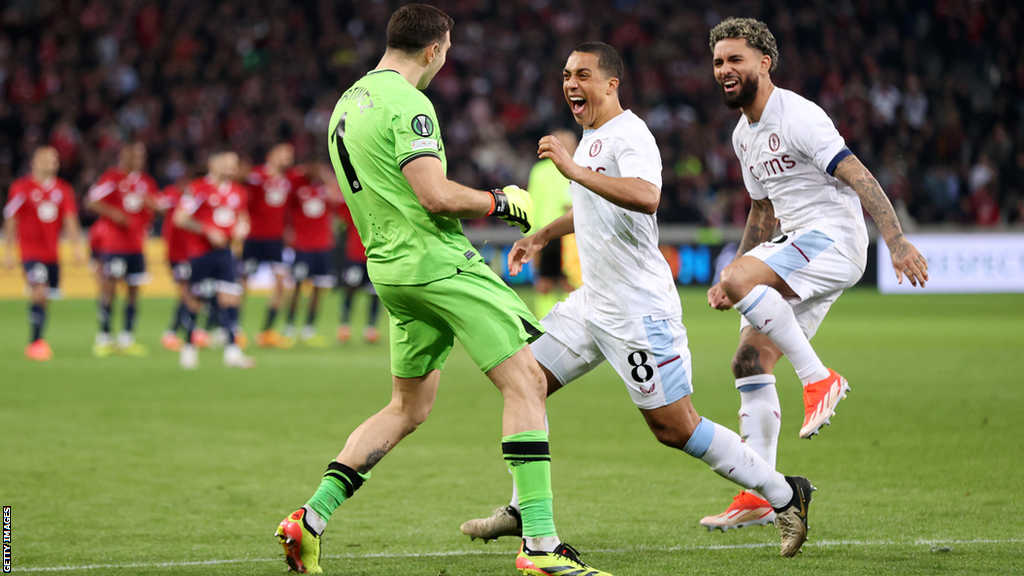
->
[386,4,454,55]
[573,42,624,81]
[709,17,779,72]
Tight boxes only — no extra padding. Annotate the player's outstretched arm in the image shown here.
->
[508,209,574,277]
[833,155,928,287]
[538,135,659,214]
[708,198,777,310]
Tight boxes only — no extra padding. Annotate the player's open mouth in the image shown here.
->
[569,95,587,115]
[722,78,740,94]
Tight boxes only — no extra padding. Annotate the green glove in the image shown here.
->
[489,185,533,234]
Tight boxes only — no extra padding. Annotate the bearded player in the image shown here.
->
[698,18,927,531]
[461,42,815,559]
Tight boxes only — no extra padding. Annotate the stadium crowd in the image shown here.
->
[0,0,1022,231]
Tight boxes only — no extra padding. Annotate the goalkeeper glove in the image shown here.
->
[488,185,533,233]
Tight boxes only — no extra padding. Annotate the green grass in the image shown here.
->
[1,288,1022,575]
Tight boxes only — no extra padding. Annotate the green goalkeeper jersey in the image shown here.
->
[327,69,482,285]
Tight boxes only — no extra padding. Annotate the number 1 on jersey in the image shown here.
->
[332,113,363,193]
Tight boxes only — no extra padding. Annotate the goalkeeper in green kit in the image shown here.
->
[274,5,612,575]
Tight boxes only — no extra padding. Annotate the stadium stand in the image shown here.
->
[0,0,1021,230]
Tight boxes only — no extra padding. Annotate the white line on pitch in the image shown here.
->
[13,538,1024,572]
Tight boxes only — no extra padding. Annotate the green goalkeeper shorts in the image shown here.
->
[376,260,544,378]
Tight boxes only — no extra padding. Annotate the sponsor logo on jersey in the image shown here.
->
[410,138,439,151]
[37,201,58,223]
[769,133,780,152]
[212,206,235,227]
[411,114,434,137]
[123,193,143,213]
[302,198,325,218]
[589,139,602,157]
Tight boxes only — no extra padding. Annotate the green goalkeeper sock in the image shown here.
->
[503,430,556,538]
[305,461,371,524]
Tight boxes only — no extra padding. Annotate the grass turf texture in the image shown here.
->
[1,288,1022,575]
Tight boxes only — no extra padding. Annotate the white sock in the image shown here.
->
[735,286,829,384]
[736,375,781,469]
[524,536,560,552]
[684,417,793,509]
[301,505,327,536]
[509,470,519,510]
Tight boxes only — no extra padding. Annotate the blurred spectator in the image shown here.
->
[0,0,1020,229]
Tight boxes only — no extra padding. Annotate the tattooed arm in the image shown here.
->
[832,155,929,287]
[708,198,778,310]
[734,198,779,259]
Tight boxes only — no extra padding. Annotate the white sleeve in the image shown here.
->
[3,192,25,219]
[179,191,204,215]
[88,181,117,202]
[612,130,662,189]
[785,101,847,175]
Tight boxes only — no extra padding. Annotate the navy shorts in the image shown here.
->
[339,261,375,294]
[102,253,148,286]
[23,261,60,290]
[293,250,336,288]
[190,248,242,297]
[170,260,192,283]
[241,238,285,276]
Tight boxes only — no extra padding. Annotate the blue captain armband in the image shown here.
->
[826,148,853,176]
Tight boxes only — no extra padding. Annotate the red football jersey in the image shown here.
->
[3,175,77,264]
[245,165,294,240]
[178,176,248,257]
[158,185,195,263]
[89,218,107,254]
[337,201,367,263]
[88,169,158,254]
[289,175,335,252]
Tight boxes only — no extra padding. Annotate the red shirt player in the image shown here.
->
[2,146,85,360]
[85,143,161,354]
[244,143,296,348]
[86,144,160,286]
[281,164,338,345]
[158,182,201,352]
[243,143,295,275]
[172,151,254,369]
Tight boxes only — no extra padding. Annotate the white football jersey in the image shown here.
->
[733,87,869,269]
[571,110,681,320]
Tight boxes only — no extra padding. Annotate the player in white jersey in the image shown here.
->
[461,42,815,558]
[699,18,929,531]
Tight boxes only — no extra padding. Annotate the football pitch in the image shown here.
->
[1,288,1022,575]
